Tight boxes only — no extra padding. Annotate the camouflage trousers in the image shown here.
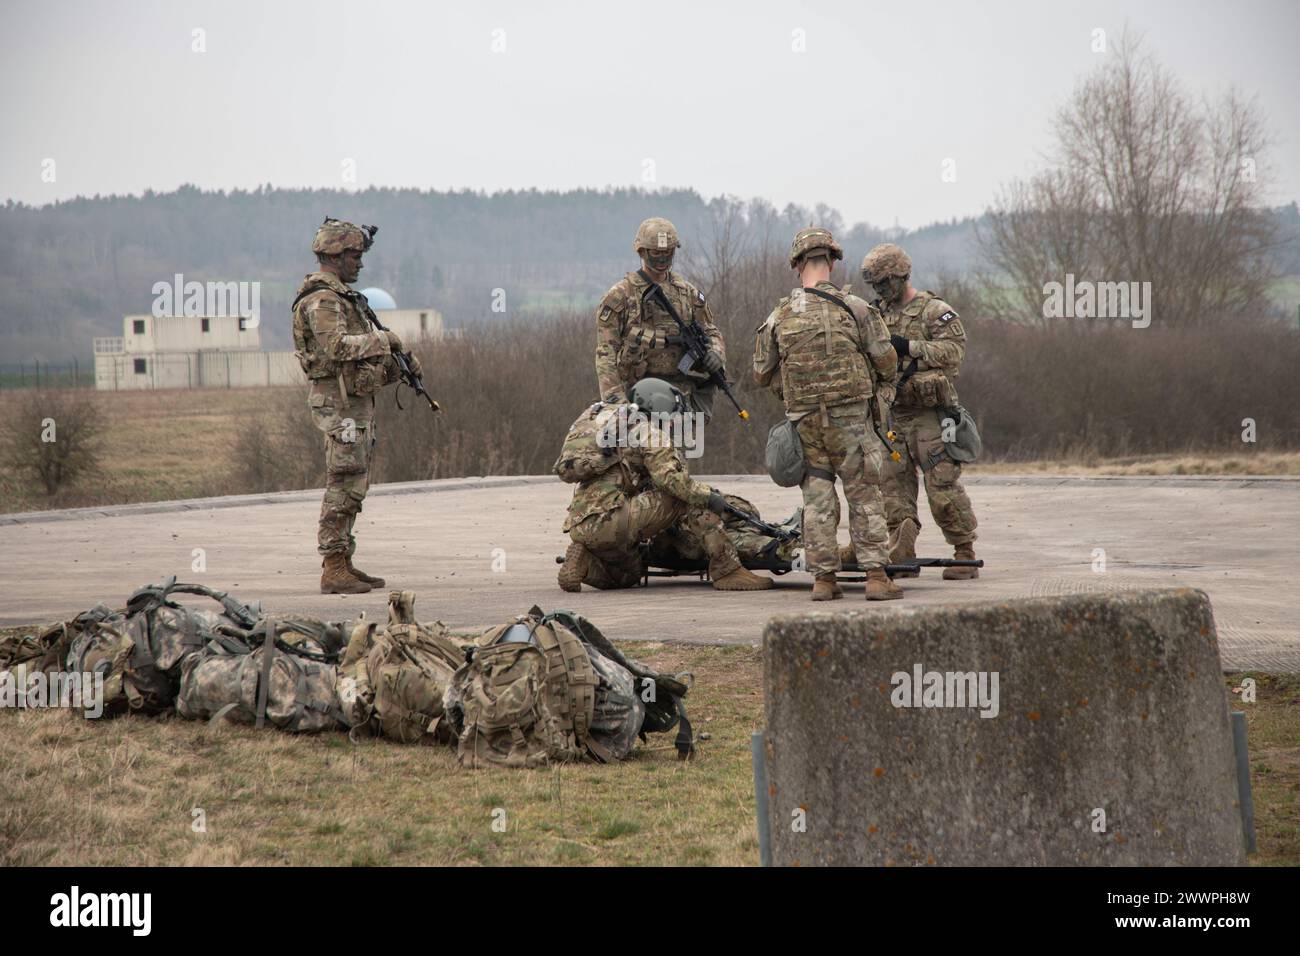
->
[649,494,800,567]
[310,385,376,556]
[883,405,978,547]
[795,401,890,575]
[568,489,742,589]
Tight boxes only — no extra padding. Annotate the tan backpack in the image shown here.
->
[338,591,469,743]
[553,402,625,483]
[446,608,601,768]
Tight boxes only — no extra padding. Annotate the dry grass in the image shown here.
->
[0,637,1294,867]
[0,643,764,867]
[1226,672,1300,867]
[0,387,287,514]
[1,382,1296,519]
[968,451,1300,477]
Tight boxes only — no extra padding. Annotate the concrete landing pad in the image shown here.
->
[1,474,1296,671]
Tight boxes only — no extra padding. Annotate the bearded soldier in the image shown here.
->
[291,218,422,595]
[861,243,979,579]
[594,218,726,420]
[556,378,771,592]
[753,228,902,601]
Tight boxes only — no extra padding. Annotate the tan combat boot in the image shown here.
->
[713,566,774,591]
[321,553,371,594]
[943,543,980,580]
[889,517,921,578]
[811,573,843,601]
[865,567,903,601]
[347,557,385,588]
[557,541,591,593]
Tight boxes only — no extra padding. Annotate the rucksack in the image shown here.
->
[175,617,346,733]
[66,578,262,718]
[338,590,470,743]
[553,402,625,483]
[1,614,94,681]
[444,606,693,768]
[543,609,694,760]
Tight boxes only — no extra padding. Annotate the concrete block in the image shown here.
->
[762,588,1246,866]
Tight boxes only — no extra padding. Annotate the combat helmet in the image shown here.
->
[633,217,681,254]
[788,227,844,269]
[860,243,912,283]
[312,217,378,256]
[628,377,687,416]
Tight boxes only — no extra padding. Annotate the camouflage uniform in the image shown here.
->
[648,494,801,567]
[753,277,897,575]
[562,416,742,589]
[877,289,978,547]
[292,270,399,557]
[595,220,725,420]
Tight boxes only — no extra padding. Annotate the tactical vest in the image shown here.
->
[616,273,707,381]
[886,290,935,342]
[884,291,959,408]
[291,275,374,382]
[774,284,872,415]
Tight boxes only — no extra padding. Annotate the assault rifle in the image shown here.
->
[359,298,440,412]
[638,270,749,421]
[718,499,800,543]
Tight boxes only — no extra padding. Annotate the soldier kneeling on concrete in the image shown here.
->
[554,378,772,593]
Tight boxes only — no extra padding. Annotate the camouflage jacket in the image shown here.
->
[752,281,896,418]
[595,270,724,402]
[878,290,965,409]
[563,417,712,532]
[292,272,393,397]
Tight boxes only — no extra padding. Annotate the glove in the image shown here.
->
[706,490,728,515]
[405,353,423,378]
[385,330,405,353]
[701,348,725,374]
[890,334,911,357]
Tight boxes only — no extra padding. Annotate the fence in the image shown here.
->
[92,350,305,390]
[0,360,94,389]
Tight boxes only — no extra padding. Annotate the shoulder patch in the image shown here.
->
[937,310,958,324]
[601,284,629,312]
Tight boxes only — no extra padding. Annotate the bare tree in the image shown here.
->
[2,389,104,495]
[981,31,1278,326]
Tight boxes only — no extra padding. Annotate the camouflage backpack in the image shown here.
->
[444,607,693,768]
[175,617,346,733]
[66,578,262,718]
[1,613,100,682]
[338,590,470,744]
[553,401,625,484]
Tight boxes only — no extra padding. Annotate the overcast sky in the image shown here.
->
[2,0,1297,228]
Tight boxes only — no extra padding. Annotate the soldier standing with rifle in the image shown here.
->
[861,243,979,579]
[595,218,740,422]
[753,228,902,602]
[291,218,433,595]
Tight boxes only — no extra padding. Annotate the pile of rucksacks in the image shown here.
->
[0,577,694,767]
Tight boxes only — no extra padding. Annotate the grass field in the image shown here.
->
[0,387,290,514]
[0,638,1295,867]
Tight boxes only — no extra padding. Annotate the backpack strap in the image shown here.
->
[255,618,276,729]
